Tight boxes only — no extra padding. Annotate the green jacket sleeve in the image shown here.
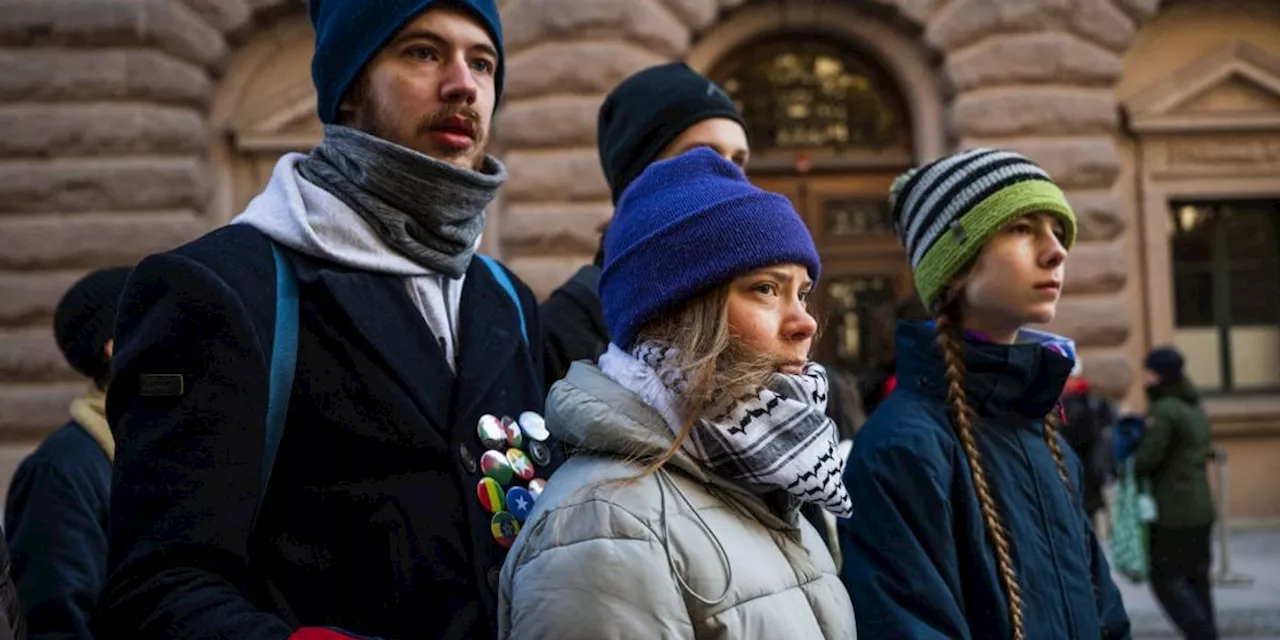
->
[1133,402,1175,477]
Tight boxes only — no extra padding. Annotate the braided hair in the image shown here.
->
[932,295,1085,640]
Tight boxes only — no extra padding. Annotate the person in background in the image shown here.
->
[499,149,854,639]
[839,148,1129,639]
[539,62,748,391]
[859,296,930,418]
[1060,359,1118,526]
[95,1,561,637]
[1134,346,1218,640]
[5,268,130,639]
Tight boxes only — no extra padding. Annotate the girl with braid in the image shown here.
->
[838,148,1130,639]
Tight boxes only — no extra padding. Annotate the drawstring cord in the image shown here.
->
[656,468,733,606]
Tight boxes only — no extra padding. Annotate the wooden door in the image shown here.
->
[752,174,913,374]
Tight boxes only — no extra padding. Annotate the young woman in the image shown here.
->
[497,147,856,639]
[839,148,1130,639]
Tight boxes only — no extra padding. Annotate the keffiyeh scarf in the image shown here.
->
[599,341,853,517]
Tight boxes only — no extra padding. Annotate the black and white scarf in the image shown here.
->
[599,341,853,517]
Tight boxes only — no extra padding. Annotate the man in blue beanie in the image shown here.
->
[539,62,748,391]
[96,1,562,638]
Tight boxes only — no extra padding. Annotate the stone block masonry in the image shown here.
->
[0,0,254,438]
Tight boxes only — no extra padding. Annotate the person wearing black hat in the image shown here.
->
[1133,346,1218,640]
[4,267,129,640]
[538,62,748,393]
[96,1,562,638]
[500,148,854,639]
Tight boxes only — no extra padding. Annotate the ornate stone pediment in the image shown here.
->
[1124,41,1280,133]
[227,75,322,153]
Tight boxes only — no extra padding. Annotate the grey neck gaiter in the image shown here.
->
[297,124,506,278]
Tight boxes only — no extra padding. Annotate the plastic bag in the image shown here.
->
[1110,458,1149,582]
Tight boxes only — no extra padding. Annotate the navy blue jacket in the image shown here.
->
[5,422,111,639]
[839,321,1129,640]
[97,225,562,639]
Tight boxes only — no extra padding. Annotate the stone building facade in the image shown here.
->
[1,0,1278,518]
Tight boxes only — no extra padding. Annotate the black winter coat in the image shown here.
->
[538,265,608,392]
[0,536,25,640]
[98,225,563,639]
[5,422,112,639]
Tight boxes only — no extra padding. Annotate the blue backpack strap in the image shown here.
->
[258,243,300,516]
[477,254,527,346]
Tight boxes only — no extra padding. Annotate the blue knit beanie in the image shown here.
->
[601,147,821,350]
[308,0,504,124]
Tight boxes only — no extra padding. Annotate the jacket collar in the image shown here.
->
[70,385,113,461]
[895,320,1074,421]
[1146,377,1200,405]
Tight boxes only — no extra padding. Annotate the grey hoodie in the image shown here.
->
[233,153,467,371]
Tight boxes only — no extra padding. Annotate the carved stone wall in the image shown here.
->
[0,0,1163,435]
[0,0,292,437]
[496,0,1156,399]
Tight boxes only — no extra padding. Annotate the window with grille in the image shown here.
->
[710,35,907,151]
[1170,199,1280,392]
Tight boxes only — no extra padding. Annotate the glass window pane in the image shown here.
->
[1223,202,1280,325]
[710,36,907,151]
[1221,201,1280,265]
[1169,203,1216,265]
[825,198,893,236]
[825,275,896,365]
[1170,198,1280,392]
[1173,269,1215,327]
[1174,327,1224,391]
[1230,326,1280,390]
[1229,264,1280,325]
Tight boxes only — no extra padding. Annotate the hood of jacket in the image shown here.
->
[547,361,798,530]
[895,320,1074,424]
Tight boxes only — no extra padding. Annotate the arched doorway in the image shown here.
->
[708,34,915,375]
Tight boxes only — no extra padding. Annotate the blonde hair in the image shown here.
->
[623,284,779,480]
[932,288,1078,640]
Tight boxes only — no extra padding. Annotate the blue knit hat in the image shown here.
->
[308,0,504,124]
[601,148,821,350]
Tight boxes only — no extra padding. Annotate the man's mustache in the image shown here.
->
[421,106,484,143]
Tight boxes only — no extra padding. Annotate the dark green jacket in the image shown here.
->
[1133,379,1216,529]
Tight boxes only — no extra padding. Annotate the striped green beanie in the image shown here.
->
[890,148,1076,309]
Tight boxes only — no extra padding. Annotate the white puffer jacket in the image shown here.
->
[498,362,856,640]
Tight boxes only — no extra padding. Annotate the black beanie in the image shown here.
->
[53,267,132,382]
[1144,346,1185,384]
[597,62,744,204]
